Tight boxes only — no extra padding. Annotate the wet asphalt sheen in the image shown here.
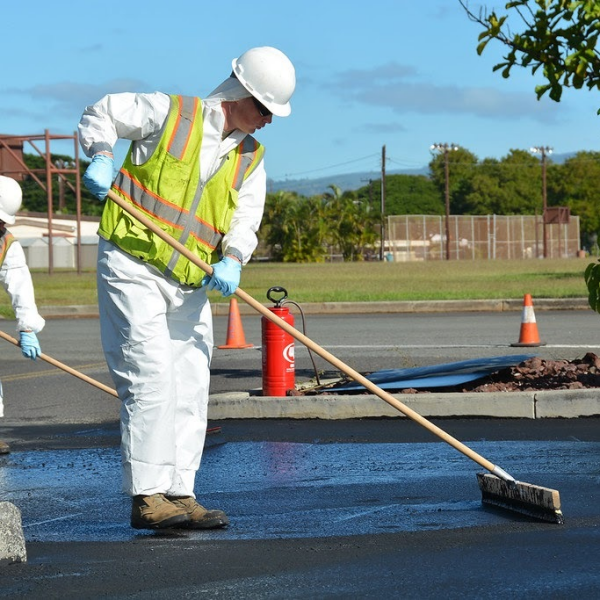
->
[1,418,599,599]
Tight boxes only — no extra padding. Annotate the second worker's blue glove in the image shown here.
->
[83,153,114,200]
[19,331,41,360]
[202,256,242,297]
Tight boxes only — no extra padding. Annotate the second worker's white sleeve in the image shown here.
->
[0,243,45,333]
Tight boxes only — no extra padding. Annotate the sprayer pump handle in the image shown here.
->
[267,286,288,306]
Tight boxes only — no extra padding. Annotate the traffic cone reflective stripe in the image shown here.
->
[511,294,545,347]
[218,298,253,349]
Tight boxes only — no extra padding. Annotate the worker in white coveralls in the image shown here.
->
[78,46,296,530]
[0,175,45,455]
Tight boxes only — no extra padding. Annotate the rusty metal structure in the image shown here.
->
[0,130,83,274]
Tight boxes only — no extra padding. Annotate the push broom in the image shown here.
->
[0,329,119,397]
[0,329,223,440]
[106,189,564,524]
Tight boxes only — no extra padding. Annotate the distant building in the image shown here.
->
[9,212,100,270]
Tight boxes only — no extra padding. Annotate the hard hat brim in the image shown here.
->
[265,100,291,118]
[0,209,16,225]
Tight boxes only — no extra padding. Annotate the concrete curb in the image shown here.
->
[208,388,600,420]
[38,305,100,319]
[0,502,26,565]
[36,297,591,319]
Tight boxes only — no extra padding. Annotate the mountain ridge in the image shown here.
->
[267,166,429,196]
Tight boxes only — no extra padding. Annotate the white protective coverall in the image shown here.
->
[0,238,46,416]
[78,80,266,497]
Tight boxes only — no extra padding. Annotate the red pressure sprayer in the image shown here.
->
[262,286,295,396]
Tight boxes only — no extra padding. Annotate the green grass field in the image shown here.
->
[0,257,594,319]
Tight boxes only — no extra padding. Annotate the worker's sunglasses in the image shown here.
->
[252,96,272,117]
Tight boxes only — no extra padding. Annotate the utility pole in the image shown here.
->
[380,145,386,261]
[530,146,553,259]
[431,143,459,260]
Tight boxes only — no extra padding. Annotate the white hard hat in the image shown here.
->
[232,46,296,117]
[0,176,22,225]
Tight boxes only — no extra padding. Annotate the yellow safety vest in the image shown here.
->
[99,94,264,286]
[0,230,15,268]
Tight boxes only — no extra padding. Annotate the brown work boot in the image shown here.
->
[0,441,10,455]
[166,496,229,529]
[130,493,191,530]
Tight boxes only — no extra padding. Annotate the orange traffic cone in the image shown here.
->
[218,298,253,349]
[511,294,545,347]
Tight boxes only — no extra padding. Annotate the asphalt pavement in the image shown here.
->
[1,417,599,599]
[1,300,599,599]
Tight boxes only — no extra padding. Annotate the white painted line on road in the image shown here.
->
[24,513,85,527]
[333,505,397,522]
[295,344,600,350]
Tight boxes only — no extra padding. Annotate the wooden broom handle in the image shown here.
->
[0,329,118,398]
[106,189,505,476]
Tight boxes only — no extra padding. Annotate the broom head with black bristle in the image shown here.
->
[477,473,564,524]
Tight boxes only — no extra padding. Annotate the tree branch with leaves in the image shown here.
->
[459,0,600,110]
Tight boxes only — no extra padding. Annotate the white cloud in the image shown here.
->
[327,62,562,123]
[4,79,151,115]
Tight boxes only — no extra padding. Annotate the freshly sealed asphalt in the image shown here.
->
[1,418,599,599]
[1,302,600,598]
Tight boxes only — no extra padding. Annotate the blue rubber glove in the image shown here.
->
[202,256,242,297]
[19,331,41,360]
[83,153,114,200]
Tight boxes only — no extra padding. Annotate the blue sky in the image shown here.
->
[3,1,600,186]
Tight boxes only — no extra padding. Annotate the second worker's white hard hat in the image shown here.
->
[232,46,296,117]
[0,176,23,225]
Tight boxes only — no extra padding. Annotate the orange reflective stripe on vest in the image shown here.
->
[0,230,15,268]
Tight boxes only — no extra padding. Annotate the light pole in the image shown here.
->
[431,143,459,260]
[380,145,386,261]
[530,146,553,258]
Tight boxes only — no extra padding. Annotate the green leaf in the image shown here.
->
[584,262,600,313]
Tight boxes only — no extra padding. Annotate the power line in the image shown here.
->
[273,153,380,180]
[272,147,600,182]
[386,156,427,169]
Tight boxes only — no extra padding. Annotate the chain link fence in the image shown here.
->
[385,214,581,261]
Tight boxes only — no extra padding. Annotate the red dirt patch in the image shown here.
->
[456,352,600,393]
